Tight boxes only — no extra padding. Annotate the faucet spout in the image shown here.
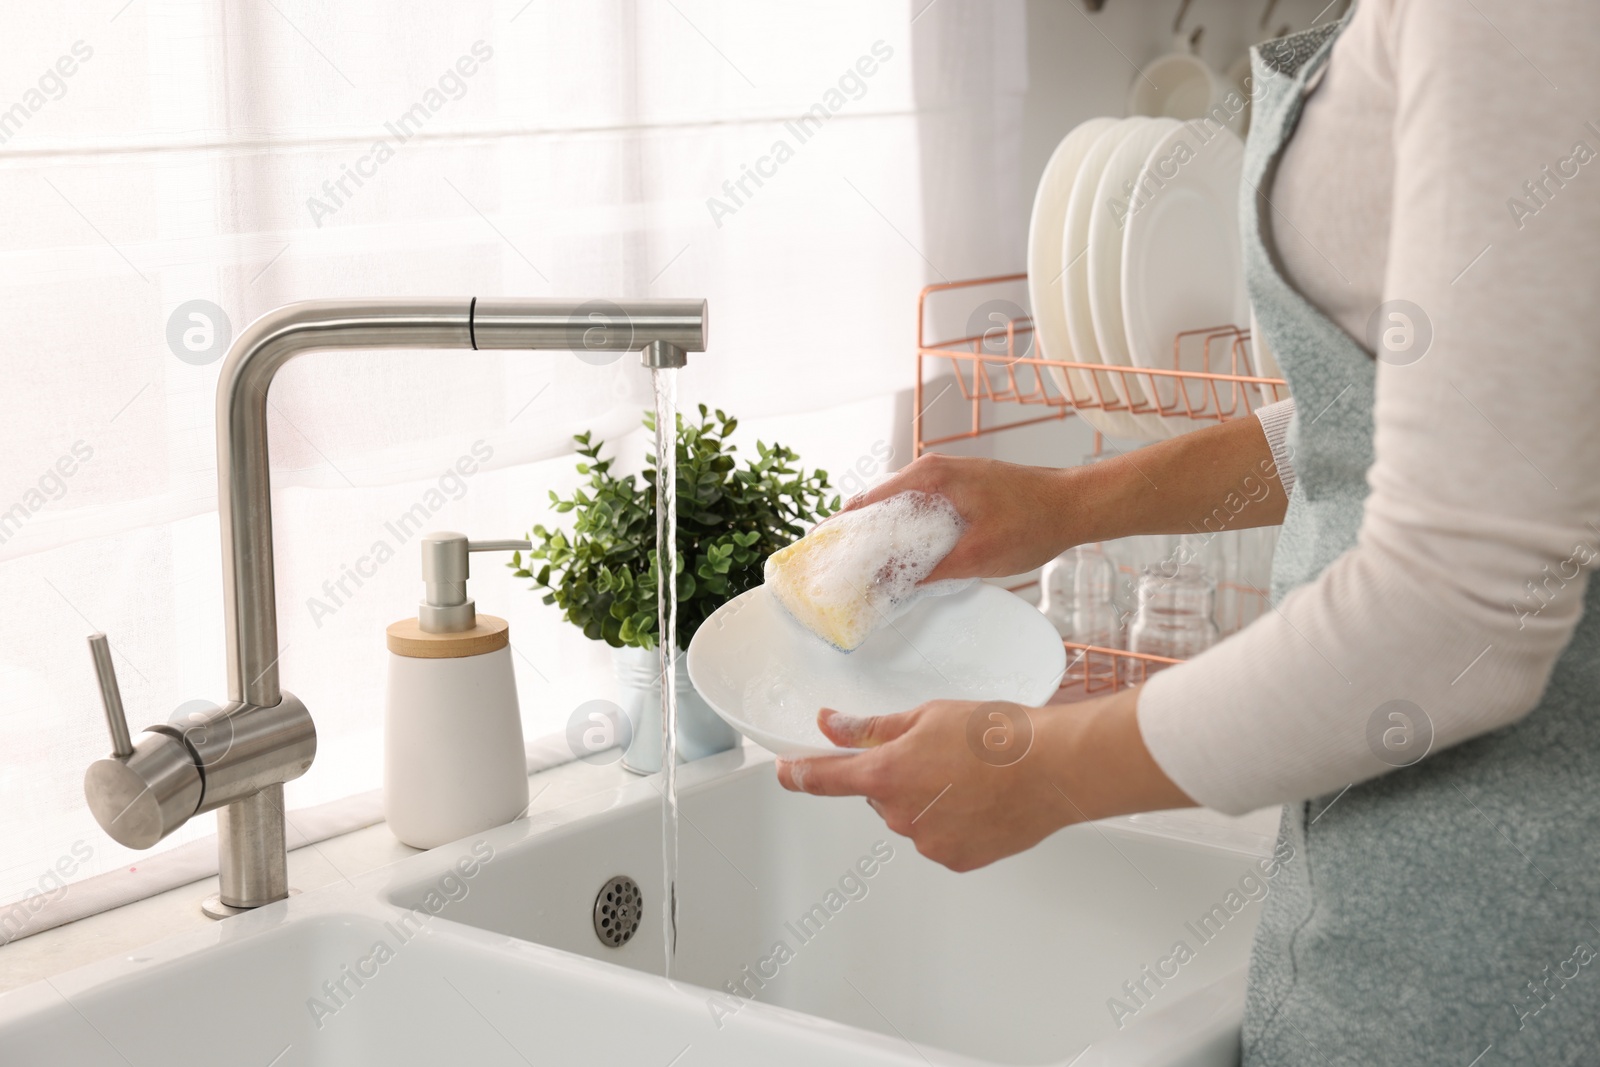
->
[84,296,706,917]
[218,297,706,706]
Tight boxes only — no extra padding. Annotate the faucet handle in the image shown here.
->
[88,633,134,759]
[82,633,204,849]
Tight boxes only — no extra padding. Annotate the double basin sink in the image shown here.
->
[0,747,1274,1065]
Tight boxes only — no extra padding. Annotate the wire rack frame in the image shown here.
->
[913,273,1289,458]
[1063,642,1179,695]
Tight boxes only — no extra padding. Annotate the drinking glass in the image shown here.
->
[1069,546,1122,686]
[1037,552,1074,637]
[1123,562,1219,682]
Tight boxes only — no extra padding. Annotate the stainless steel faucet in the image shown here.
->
[84,297,706,917]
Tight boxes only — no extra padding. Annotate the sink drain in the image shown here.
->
[594,875,642,948]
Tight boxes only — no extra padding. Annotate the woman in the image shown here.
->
[777,3,1600,1063]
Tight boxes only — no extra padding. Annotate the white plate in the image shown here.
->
[1087,116,1182,439]
[1061,118,1161,442]
[1121,121,1247,428]
[1028,116,1119,412]
[686,584,1067,758]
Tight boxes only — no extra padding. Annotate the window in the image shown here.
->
[0,0,1023,935]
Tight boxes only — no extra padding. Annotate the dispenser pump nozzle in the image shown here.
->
[417,532,532,633]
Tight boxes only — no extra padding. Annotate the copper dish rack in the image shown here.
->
[912,273,1290,697]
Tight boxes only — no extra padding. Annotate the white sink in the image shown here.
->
[0,900,936,1066]
[0,748,1272,1066]
[379,749,1270,1065]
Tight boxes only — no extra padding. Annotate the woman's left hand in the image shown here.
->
[774,690,1196,872]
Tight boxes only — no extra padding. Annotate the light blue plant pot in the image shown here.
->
[612,644,738,774]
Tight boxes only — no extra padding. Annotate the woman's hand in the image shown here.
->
[849,417,1291,585]
[774,691,1195,872]
[838,453,1084,583]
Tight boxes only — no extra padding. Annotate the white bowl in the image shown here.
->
[687,583,1067,758]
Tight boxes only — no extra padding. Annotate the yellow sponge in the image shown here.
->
[764,523,869,650]
[762,491,968,652]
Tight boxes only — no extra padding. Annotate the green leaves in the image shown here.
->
[511,407,835,651]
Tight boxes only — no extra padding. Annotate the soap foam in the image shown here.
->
[763,490,973,652]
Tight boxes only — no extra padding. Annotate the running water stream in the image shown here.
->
[652,367,680,979]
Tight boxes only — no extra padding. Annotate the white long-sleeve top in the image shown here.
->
[1136,0,1600,815]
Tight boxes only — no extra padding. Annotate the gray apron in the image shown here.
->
[1240,16,1600,1066]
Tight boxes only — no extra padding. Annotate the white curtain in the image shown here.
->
[0,1,1024,927]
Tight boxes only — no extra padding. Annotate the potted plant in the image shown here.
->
[513,405,837,771]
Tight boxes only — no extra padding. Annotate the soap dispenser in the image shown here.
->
[384,531,531,849]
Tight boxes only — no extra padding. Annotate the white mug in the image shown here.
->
[1128,44,1230,124]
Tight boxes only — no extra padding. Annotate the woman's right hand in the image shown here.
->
[837,453,1083,583]
[848,416,1292,584]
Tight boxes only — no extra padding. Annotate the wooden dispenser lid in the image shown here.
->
[386,614,509,659]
